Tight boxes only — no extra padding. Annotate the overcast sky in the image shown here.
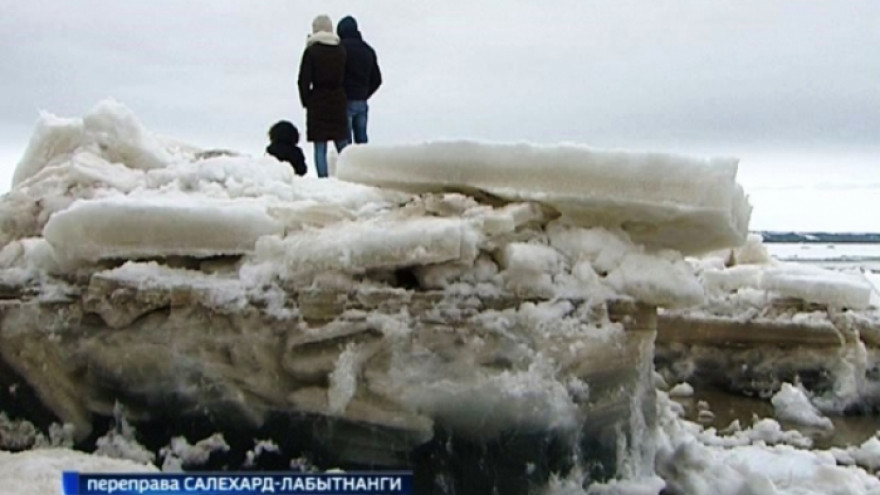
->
[1,0,878,230]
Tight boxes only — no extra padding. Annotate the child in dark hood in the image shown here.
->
[266,120,307,176]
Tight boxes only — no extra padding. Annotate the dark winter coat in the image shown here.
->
[337,17,382,101]
[297,33,348,142]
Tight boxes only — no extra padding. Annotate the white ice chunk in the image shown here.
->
[95,429,155,465]
[252,216,477,279]
[473,202,546,237]
[712,444,877,494]
[0,237,59,274]
[81,99,172,171]
[851,436,880,472]
[243,440,281,469]
[497,242,562,299]
[606,253,705,308]
[159,433,230,472]
[497,242,562,273]
[98,261,248,308]
[267,200,356,230]
[762,263,873,310]
[12,113,85,187]
[687,251,730,274]
[771,383,834,430]
[413,262,470,289]
[13,99,172,187]
[555,258,618,301]
[337,141,751,254]
[668,382,695,398]
[865,271,880,308]
[68,151,145,192]
[732,233,772,265]
[328,344,363,414]
[700,265,763,294]
[0,237,61,289]
[547,223,635,274]
[43,196,283,261]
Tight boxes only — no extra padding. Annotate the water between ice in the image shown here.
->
[674,386,880,450]
[682,242,880,450]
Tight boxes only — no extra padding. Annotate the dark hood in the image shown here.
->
[337,16,361,39]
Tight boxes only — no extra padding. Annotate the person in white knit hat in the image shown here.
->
[297,15,348,178]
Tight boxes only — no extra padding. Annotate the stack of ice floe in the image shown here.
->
[0,99,754,493]
[3,99,880,495]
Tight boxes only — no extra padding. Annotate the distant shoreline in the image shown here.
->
[757,232,880,244]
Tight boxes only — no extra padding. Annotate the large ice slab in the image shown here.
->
[43,196,283,261]
[337,141,752,254]
[762,263,873,310]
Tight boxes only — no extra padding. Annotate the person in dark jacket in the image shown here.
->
[298,15,348,178]
[336,16,382,144]
[266,120,306,176]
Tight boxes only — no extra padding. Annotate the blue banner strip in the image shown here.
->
[63,472,80,495]
[62,471,414,495]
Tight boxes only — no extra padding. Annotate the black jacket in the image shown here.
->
[297,34,349,142]
[337,17,382,101]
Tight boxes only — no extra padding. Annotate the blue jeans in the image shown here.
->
[313,140,347,178]
[347,100,369,144]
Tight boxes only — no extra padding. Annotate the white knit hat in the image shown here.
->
[312,15,333,34]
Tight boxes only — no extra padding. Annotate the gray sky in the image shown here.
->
[1,0,879,230]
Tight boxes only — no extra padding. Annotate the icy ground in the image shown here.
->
[0,100,879,494]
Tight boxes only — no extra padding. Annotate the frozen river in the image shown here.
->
[765,242,880,271]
